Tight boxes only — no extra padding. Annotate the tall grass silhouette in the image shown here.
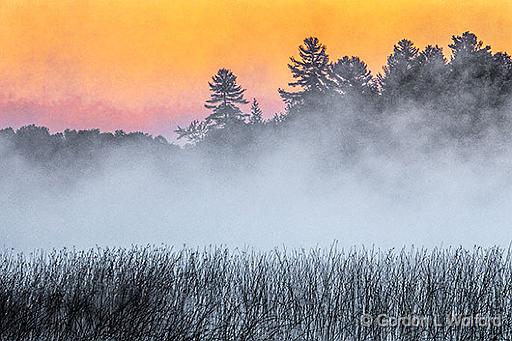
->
[0,245,510,340]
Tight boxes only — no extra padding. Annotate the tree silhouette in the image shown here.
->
[448,32,497,135]
[330,56,376,99]
[413,45,447,103]
[5,32,512,161]
[449,32,491,64]
[205,68,249,126]
[378,39,419,105]
[279,37,332,105]
[448,31,512,113]
[249,98,264,124]
[492,52,512,107]
[448,32,493,96]
[175,120,209,143]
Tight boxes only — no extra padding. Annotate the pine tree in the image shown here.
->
[449,32,491,65]
[413,45,448,103]
[278,37,332,105]
[417,45,446,70]
[378,39,419,105]
[492,52,512,106]
[448,32,494,132]
[205,68,249,126]
[448,32,508,134]
[175,120,209,143]
[448,32,493,95]
[249,98,264,124]
[330,56,376,98]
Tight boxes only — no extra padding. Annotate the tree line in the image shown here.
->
[1,31,512,169]
[0,125,178,173]
[177,31,512,149]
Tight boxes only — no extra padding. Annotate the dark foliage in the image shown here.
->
[175,120,210,143]
[3,32,511,169]
[204,68,249,125]
[0,125,178,175]
[330,56,377,99]
[279,37,333,105]
[174,31,512,159]
[249,98,264,125]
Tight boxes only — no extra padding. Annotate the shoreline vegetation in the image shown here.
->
[0,245,510,340]
[1,31,512,170]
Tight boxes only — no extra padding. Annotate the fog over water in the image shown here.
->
[3,31,512,251]
[2,111,512,251]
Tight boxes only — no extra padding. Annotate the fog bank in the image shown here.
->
[1,128,511,251]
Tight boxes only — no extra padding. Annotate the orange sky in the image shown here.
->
[0,0,511,137]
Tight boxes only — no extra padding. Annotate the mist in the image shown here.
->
[2,31,512,251]
[2,106,512,251]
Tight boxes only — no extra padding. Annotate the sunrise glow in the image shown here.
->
[0,0,511,136]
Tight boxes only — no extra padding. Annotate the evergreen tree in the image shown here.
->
[330,56,376,98]
[278,37,332,105]
[448,32,493,96]
[449,32,491,66]
[175,120,209,144]
[416,45,446,73]
[249,98,264,124]
[448,32,512,110]
[205,68,249,126]
[270,112,287,125]
[413,45,448,103]
[447,32,496,134]
[492,52,512,106]
[378,39,419,105]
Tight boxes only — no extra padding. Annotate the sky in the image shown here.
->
[0,0,511,138]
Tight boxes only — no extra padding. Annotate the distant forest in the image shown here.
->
[2,31,512,170]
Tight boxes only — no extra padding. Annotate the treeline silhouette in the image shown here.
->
[0,246,509,340]
[0,125,178,173]
[1,31,512,169]
[176,31,512,153]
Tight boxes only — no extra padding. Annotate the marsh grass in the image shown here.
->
[0,245,510,340]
